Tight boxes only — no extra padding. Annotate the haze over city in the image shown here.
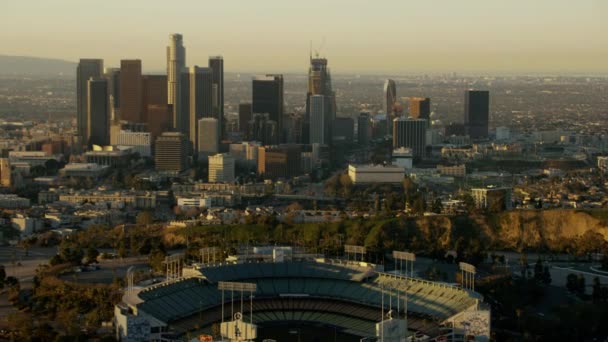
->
[3,0,608,74]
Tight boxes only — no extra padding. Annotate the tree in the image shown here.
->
[44,159,60,175]
[136,210,154,225]
[566,273,578,293]
[542,266,552,285]
[577,274,586,295]
[431,198,443,214]
[0,265,5,289]
[86,247,100,264]
[592,277,602,303]
[533,258,543,282]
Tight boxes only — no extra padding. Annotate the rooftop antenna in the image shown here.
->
[309,40,313,62]
[314,37,326,58]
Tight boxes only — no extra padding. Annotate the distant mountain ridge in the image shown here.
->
[0,55,76,76]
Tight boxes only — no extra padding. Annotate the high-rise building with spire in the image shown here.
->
[304,54,336,145]
[167,34,186,133]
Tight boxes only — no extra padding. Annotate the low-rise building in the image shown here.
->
[0,194,30,208]
[60,163,109,179]
[348,164,405,185]
[392,147,413,169]
[437,164,466,177]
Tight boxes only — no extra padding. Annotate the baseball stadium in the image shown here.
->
[115,247,490,341]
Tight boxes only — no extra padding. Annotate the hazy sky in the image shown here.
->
[2,0,607,74]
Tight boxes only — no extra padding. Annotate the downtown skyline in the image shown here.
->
[3,0,608,75]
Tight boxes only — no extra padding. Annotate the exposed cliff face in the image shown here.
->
[423,210,608,251]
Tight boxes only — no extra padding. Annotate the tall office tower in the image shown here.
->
[177,70,191,138]
[119,59,143,122]
[333,117,355,144]
[189,66,214,153]
[86,78,109,147]
[238,103,252,136]
[155,132,188,172]
[393,118,427,158]
[103,68,120,118]
[249,113,278,145]
[282,113,303,144]
[208,56,224,136]
[305,57,336,144]
[384,79,397,134]
[383,79,397,115]
[167,34,186,130]
[357,113,372,146]
[257,144,302,180]
[197,118,219,158]
[309,95,333,145]
[464,90,490,140]
[252,75,284,141]
[141,75,170,140]
[208,153,235,183]
[77,59,104,139]
[409,97,431,121]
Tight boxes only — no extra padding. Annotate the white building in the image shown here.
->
[348,164,405,185]
[116,131,152,157]
[208,154,235,183]
[392,147,413,169]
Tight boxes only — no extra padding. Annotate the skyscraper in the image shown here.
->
[383,79,397,114]
[409,97,431,121]
[252,75,284,141]
[197,118,219,158]
[309,95,332,145]
[77,59,103,139]
[179,70,190,138]
[357,113,372,146]
[119,59,143,122]
[238,103,252,136]
[305,57,336,144]
[384,80,397,134]
[167,34,186,131]
[103,67,120,118]
[464,90,490,140]
[208,56,224,137]
[86,78,109,147]
[393,118,427,158]
[142,75,170,140]
[190,66,214,153]
[155,132,188,172]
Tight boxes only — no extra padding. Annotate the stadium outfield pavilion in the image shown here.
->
[115,247,490,341]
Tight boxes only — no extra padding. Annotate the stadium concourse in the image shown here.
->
[114,247,490,341]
